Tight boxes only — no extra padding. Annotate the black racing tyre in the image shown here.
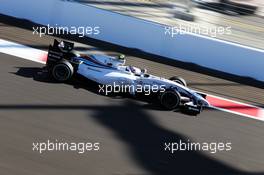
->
[160,90,181,110]
[169,76,187,87]
[52,60,74,82]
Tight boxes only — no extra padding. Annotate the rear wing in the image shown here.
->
[51,39,74,52]
[47,39,75,66]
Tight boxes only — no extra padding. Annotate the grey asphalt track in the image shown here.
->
[1,18,264,175]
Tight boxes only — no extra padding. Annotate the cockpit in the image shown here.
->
[125,66,149,77]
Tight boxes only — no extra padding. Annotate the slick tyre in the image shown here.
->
[160,90,181,110]
[52,60,74,82]
[169,76,187,87]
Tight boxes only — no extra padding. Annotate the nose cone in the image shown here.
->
[195,92,210,107]
[200,98,210,107]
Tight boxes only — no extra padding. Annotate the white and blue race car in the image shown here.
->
[45,40,209,115]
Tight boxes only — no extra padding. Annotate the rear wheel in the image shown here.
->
[169,76,187,87]
[52,60,74,82]
[160,90,181,110]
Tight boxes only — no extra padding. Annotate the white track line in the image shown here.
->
[0,39,47,64]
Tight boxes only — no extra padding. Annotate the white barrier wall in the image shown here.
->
[1,0,264,81]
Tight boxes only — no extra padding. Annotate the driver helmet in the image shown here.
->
[118,54,125,60]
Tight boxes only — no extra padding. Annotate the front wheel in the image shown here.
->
[169,76,187,87]
[52,60,74,82]
[160,90,181,110]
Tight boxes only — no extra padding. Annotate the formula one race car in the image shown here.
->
[45,39,209,115]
